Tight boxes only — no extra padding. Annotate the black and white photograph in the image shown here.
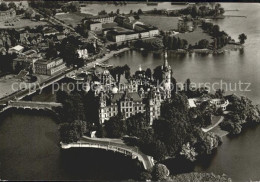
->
[0,0,259,181]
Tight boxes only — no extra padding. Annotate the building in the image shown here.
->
[34,57,66,76]
[123,20,144,30]
[106,30,126,42]
[0,8,16,22]
[139,31,150,39]
[188,98,229,111]
[98,52,171,124]
[85,20,102,31]
[125,32,139,41]
[135,24,160,37]
[8,45,24,54]
[149,29,160,37]
[12,49,41,72]
[56,33,66,41]
[83,15,115,24]
[43,28,59,37]
[107,30,141,42]
[77,49,88,59]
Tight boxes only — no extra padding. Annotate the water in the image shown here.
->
[0,110,141,180]
[0,3,259,181]
[108,3,260,104]
[194,124,260,182]
[81,2,187,15]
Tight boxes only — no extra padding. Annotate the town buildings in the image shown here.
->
[106,26,159,43]
[12,49,41,72]
[0,8,16,22]
[34,57,66,76]
[8,45,24,54]
[85,20,102,31]
[83,15,115,24]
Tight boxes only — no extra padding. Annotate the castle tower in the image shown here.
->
[162,51,172,99]
[99,92,107,123]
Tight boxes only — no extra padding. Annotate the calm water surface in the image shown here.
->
[108,3,260,104]
[0,3,259,181]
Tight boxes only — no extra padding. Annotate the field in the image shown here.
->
[174,28,213,45]
[140,15,180,30]
[0,18,48,29]
[55,12,88,28]
[140,15,213,46]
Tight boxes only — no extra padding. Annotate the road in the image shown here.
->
[202,116,225,132]
[0,68,74,105]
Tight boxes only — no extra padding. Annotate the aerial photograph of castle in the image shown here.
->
[0,0,259,181]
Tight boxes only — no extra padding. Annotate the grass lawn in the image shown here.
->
[174,27,213,45]
[55,12,88,27]
[140,15,213,46]
[140,15,179,30]
[0,18,48,29]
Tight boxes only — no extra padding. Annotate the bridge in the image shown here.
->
[0,101,62,113]
[61,136,155,170]
[0,68,74,105]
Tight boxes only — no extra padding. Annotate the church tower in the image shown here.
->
[162,51,172,99]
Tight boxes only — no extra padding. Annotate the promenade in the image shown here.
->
[61,136,154,170]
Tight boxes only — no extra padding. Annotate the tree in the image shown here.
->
[138,170,152,181]
[0,2,8,11]
[180,142,197,161]
[35,14,41,21]
[153,65,163,83]
[59,121,87,143]
[116,9,120,14]
[126,113,149,137]
[104,115,126,138]
[96,123,107,138]
[56,90,68,103]
[198,39,209,49]
[145,68,152,79]
[25,9,34,19]
[238,33,247,44]
[59,36,81,66]
[59,123,79,143]
[212,25,220,37]
[152,164,170,181]
[138,9,143,14]
[215,89,225,99]
[46,43,58,59]
[8,2,16,10]
[151,140,168,161]
[98,10,107,15]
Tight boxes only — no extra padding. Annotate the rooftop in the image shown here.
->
[9,45,24,52]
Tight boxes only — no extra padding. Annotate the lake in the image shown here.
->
[80,2,187,15]
[108,3,260,104]
[0,110,141,180]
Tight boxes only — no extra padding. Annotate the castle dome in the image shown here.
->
[112,86,118,93]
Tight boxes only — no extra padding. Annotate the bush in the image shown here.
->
[152,163,170,181]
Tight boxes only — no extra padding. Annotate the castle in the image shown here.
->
[98,52,172,125]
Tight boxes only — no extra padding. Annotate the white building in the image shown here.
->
[77,49,88,59]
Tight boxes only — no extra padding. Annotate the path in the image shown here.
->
[61,136,154,170]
